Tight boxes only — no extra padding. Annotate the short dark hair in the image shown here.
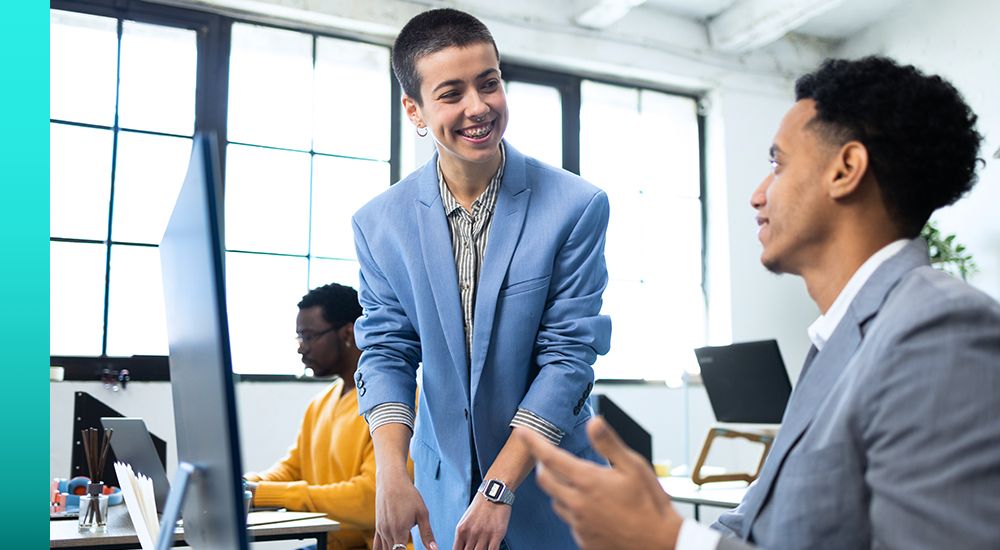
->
[795,56,982,236]
[297,283,362,329]
[392,8,499,104]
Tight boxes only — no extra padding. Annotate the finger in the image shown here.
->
[373,532,385,550]
[417,503,439,550]
[520,429,600,483]
[551,497,576,526]
[535,461,580,506]
[587,416,644,471]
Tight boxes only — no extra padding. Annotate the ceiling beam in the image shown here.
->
[574,0,648,30]
[708,0,844,53]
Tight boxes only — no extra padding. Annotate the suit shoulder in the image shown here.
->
[354,172,420,225]
[892,266,1000,319]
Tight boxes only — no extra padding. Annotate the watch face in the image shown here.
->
[486,480,503,499]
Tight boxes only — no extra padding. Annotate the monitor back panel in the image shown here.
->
[695,340,792,424]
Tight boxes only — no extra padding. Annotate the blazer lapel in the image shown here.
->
[470,144,530,395]
[414,153,470,399]
[740,239,931,538]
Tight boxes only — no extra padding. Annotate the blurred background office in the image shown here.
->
[49,0,999,541]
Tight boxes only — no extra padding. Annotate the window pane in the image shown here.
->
[228,23,313,150]
[310,258,360,291]
[581,80,705,381]
[106,245,169,356]
[504,81,562,168]
[50,123,113,240]
[637,90,700,198]
[225,144,311,254]
[314,37,391,160]
[311,155,388,259]
[50,10,117,126]
[118,21,197,135]
[112,132,192,244]
[226,252,307,375]
[50,242,107,356]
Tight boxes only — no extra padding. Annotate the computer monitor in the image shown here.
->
[159,132,248,549]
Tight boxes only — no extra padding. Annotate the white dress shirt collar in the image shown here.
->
[806,239,911,351]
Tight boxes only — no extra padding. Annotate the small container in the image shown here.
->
[78,482,109,532]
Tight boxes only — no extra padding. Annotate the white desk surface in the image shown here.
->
[659,477,748,509]
[50,506,339,548]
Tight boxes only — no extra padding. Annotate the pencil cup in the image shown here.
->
[78,483,109,532]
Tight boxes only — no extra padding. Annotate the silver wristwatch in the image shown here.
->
[478,479,516,505]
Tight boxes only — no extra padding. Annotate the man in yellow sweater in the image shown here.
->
[245,283,382,550]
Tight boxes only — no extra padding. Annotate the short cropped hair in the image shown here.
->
[392,8,499,104]
[297,283,362,329]
[795,56,982,236]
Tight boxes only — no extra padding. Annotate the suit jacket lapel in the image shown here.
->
[740,239,931,539]
[414,153,470,399]
[470,144,530,395]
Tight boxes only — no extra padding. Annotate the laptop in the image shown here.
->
[101,417,171,514]
[694,340,792,424]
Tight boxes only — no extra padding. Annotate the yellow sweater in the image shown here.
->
[246,380,386,550]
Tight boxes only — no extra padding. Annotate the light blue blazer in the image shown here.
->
[352,143,612,550]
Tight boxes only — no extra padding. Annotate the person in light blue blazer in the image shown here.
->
[351,9,611,550]
[522,56,1000,550]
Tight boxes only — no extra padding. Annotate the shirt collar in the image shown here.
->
[438,143,505,217]
[806,239,911,351]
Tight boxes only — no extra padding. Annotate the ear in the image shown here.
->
[827,141,869,200]
[340,322,356,346]
[402,95,424,128]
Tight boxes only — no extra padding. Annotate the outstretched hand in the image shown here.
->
[520,416,683,550]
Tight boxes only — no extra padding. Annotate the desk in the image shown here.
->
[660,477,748,521]
[50,506,340,549]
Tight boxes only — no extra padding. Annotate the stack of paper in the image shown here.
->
[114,461,160,549]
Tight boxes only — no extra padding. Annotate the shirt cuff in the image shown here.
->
[510,408,564,445]
[676,518,722,550]
[365,402,415,434]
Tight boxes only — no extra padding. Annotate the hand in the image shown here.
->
[245,481,258,504]
[373,470,437,550]
[520,417,684,550]
[453,493,512,550]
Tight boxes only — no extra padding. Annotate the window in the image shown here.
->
[51,2,704,382]
[50,9,197,359]
[224,24,393,374]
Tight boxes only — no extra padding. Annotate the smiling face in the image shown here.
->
[403,42,508,171]
[751,100,839,275]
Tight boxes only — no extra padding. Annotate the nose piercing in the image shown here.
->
[472,114,486,123]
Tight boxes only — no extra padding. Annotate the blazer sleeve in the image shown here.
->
[860,292,1000,548]
[517,190,612,435]
[352,216,421,415]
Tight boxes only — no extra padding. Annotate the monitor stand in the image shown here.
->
[691,426,775,486]
[156,462,199,550]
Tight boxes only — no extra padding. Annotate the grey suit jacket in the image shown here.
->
[711,239,1000,549]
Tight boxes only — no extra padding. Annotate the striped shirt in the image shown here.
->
[367,144,564,445]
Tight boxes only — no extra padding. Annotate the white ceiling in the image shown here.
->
[645,0,906,42]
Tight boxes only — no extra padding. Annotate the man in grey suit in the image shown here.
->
[520,56,1000,549]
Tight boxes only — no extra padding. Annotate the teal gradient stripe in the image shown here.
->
[0,1,49,545]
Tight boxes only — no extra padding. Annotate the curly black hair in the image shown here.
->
[392,8,499,105]
[297,283,362,329]
[795,56,982,236]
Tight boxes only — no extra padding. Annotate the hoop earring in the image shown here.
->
[416,125,428,137]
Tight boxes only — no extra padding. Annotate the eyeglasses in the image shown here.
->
[295,326,339,345]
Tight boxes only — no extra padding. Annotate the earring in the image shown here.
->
[416,125,428,137]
